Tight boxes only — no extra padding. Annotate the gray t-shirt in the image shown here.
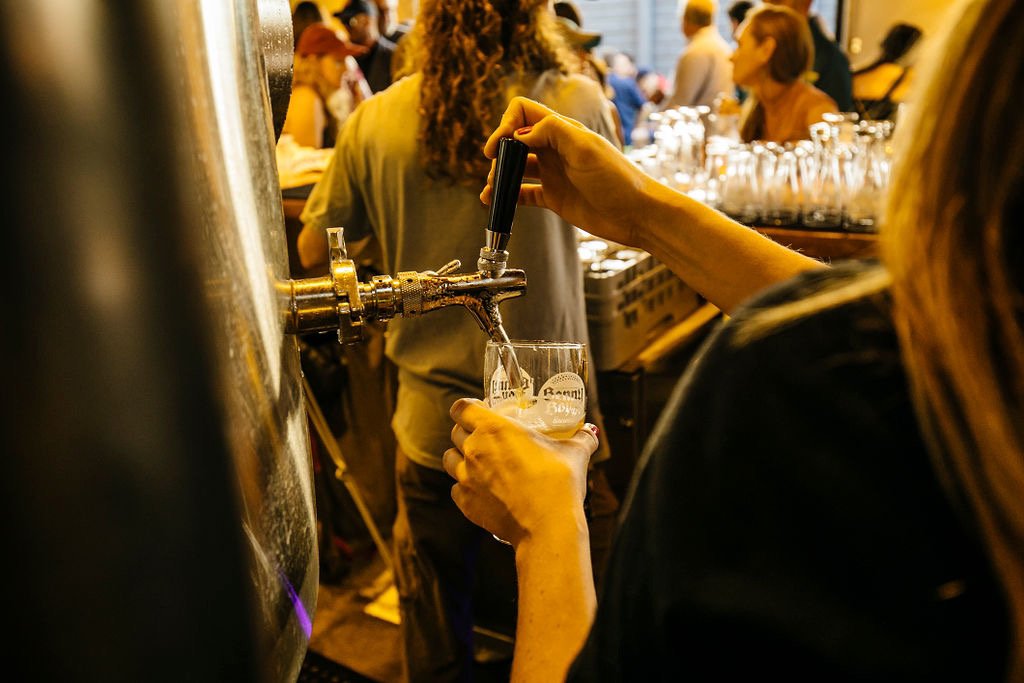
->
[665,25,734,109]
[301,71,618,469]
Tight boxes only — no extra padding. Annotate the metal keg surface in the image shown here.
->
[0,1,314,681]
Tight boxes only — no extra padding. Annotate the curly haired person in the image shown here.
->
[298,1,620,679]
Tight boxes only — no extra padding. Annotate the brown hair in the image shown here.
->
[740,0,1024,674]
[738,4,814,141]
[885,0,1024,674]
[398,0,572,184]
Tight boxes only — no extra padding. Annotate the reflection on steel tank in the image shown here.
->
[1,1,316,681]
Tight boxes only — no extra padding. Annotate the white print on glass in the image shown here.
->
[488,367,586,434]
[489,367,534,403]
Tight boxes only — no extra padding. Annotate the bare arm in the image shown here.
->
[444,399,599,682]
[637,179,822,313]
[482,97,823,314]
[296,110,371,271]
[297,219,329,269]
[511,516,595,682]
[281,86,326,150]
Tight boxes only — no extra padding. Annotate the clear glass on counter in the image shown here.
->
[842,122,893,233]
[703,139,732,210]
[762,146,801,227]
[720,146,761,224]
[626,110,895,233]
[801,122,844,229]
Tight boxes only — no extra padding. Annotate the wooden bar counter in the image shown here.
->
[756,226,878,261]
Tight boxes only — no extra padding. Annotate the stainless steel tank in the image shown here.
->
[1,1,315,680]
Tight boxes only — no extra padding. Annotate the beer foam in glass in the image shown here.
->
[483,340,588,543]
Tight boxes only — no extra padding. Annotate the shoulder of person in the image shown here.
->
[852,63,904,99]
[339,73,417,135]
[365,71,418,107]
[533,71,618,144]
[818,90,840,113]
[716,262,896,369]
[803,82,839,111]
[288,84,321,105]
[891,66,915,100]
[742,262,879,309]
[711,28,733,52]
[537,70,608,107]
[808,14,835,43]
[378,35,397,53]
[679,44,717,70]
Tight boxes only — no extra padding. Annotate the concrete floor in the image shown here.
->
[301,548,515,683]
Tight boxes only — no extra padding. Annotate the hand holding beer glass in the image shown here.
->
[483,340,588,543]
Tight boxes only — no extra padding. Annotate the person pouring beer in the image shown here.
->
[443,0,1022,679]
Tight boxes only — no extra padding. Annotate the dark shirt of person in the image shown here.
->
[386,20,412,46]
[808,16,853,112]
[608,73,648,142]
[567,262,1009,680]
[355,34,396,94]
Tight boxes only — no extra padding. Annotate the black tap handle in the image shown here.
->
[486,137,529,235]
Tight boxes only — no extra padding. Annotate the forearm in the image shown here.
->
[636,179,825,313]
[511,513,596,683]
[297,222,329,269]
[488,97,823,310]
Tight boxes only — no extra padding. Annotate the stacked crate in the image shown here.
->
[581,244,702,371]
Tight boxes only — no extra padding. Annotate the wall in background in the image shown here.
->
[577,0,843,82]
[844,0,957,70]
[306,0,960,102]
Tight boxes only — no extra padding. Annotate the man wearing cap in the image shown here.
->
[335,0,396,94]
[552,2,619,141]
[664,0,734,109]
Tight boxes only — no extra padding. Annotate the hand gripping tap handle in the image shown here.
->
[487,137,529,237]
[479,137,529,275]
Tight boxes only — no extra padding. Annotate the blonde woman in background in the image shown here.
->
[298,1,620,679]
[445,0,1022,679]
[730,3,837,142]
[282,23,370,149]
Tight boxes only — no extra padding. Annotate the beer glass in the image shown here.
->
[720,146,761,225]
[763,148,801,227]
[482,340,588,543]
[484,340,588,438]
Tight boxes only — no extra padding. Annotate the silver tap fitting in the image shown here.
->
[285,228,526,343]
[477,229,510,277]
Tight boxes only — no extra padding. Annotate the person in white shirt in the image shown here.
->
[664,0,734,108]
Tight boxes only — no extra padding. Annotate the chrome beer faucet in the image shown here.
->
[285,137,531,343]
[477,137,529,279]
